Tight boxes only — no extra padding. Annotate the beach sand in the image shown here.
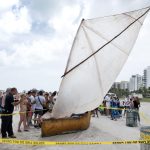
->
[0,102,150,150]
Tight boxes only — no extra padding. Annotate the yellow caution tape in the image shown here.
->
[1,106,150,125]
[0,112,19,116]
[0,109,48,116]
[99,106,138,111]
[0,106,130,117]
[98,106,150,123]
[0,139,150,145]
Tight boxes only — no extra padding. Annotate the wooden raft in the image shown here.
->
[41,112,91,137]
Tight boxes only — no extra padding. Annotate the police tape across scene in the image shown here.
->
[0,139,150,145]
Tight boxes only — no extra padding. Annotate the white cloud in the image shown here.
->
[0,1,82,70]
[50,5,80,30]
[83,0,150,19]
[0,0,19,10]
[0,6,31,34]
[0,0,150,91]
[0,50,9,65]
[25,0,84,22]
[0,37,69,67]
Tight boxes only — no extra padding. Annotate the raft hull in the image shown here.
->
[41,112,91,137]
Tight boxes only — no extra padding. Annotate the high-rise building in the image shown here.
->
[120,81,129,90]
[129,74,143,92]
[143,66,150,88]
[129,75,135,91]
[112,82,120,89]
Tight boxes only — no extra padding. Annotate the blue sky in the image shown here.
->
[0,0,150,92]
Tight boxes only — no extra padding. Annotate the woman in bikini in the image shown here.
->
[18,93,29,132]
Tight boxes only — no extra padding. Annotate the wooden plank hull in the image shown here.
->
[41,112,91,137]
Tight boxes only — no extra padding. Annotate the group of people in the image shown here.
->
[0,88,141,138]
[0,88,57,138]
[95,94,141,122]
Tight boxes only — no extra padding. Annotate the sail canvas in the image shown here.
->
[52,7,150,118]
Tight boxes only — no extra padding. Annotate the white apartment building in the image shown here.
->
[129,74,143,92]
[112,82,120,89]
[120,81,129,90]
[143,66,150,88]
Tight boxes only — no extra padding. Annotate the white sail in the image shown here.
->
[52,7,150,118]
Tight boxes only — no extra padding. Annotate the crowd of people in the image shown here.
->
[0,88,57,138]
[93,94,141,123]
[0,88,141,139]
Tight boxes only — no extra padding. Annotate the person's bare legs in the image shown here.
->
[34,114,38,126]
[27,112,33,127]
[37,114,41,127]
[23,114,29,131]
[18,114,23,132]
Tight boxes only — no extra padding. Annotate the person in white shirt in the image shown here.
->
[124,97,131,116]
[27,90,36,126]
[30,91,36,112]
[104,94,111,116]
[34,91,46,128]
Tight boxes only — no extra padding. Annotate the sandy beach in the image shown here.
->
[0,102,150,150]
